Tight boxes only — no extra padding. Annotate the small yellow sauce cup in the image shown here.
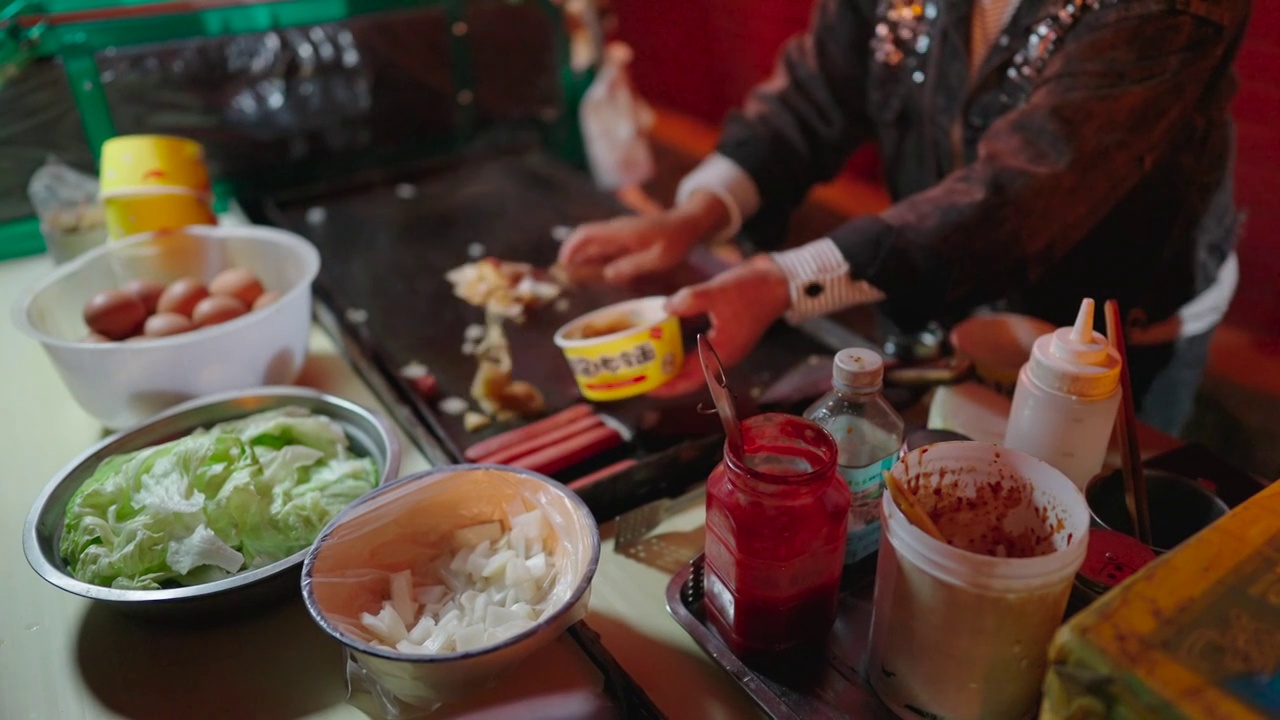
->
[99,134,212,197]
[103,192,217,240]
[554,297,684,402]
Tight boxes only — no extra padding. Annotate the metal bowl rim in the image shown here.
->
[300,463,602,664]
[22,385,402,604]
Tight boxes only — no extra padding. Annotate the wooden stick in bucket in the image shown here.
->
[1104,299,1153,546]
[885,471,948,544]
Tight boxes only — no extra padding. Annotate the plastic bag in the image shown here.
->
[27,155,107,263]
[304,467,598,718]
[579,42,655,190]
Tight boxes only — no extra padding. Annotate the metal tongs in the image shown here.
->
[697,334,744,459]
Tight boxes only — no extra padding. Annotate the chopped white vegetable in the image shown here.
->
[360,604,408,646]
[452,521,503,548]
[415,585,449,607]
[399,361,430,379]
[359,505,561,656]
[389,570,417,627]
[454,625,487,652]
[503,555,531,586]
[511,509,548,541]
[482,549,516,578]
[485,605,524,628]
[526,553,547,580]
[408,614,436,645]
[439,396,470,416]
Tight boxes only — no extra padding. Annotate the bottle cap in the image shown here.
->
[833,348,884,392]
[1027,298,1122,397]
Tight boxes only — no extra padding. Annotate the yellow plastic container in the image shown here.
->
[103,193,216,240]
[99,134,212,196]
[554,296,684,401]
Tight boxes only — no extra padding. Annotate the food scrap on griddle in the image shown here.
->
[446,257,562,321]
[469,313,546,423]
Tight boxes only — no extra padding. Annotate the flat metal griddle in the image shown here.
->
[256,148,835,518]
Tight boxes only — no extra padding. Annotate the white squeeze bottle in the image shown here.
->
[806,349,905,569]
[1003,298,1122,490]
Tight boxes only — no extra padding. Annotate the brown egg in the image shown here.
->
[209,267,264,307]
[120,279,165,314]
[143,312,195,338]
[191,295,248,327]
[252,290,282,311]
[81,331,113,343]
[83,290,146,340]
[156,277,209,317]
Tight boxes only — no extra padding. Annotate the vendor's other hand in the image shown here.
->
[652,254,792,397]
[557,190,730,285]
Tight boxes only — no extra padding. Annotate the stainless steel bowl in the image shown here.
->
[23,386,401,620]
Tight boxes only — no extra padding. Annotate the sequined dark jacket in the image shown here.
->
[720,0,1249,331]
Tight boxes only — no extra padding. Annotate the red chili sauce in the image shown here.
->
[703,413,851,662]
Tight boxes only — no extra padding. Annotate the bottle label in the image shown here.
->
[839,454,897,498]
[840,454,897,564]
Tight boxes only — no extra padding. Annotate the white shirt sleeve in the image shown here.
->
[1177,250,1238,337]
[675,153,762,243]
[771,238,886,324]
[677,153,885,323]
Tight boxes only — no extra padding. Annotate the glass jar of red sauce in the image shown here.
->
[703,413,851,662]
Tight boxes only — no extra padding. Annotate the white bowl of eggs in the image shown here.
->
[12,224,320,430]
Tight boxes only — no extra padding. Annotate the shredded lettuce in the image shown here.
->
[61,406,378,589]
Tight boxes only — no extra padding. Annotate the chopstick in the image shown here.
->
[1104,300,1153,545]
[885,471,948,544]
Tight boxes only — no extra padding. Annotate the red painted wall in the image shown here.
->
[1227,2,1280,335]
[612,1,1277,334]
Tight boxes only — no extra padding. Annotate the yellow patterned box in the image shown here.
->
[1041,480,1279,720]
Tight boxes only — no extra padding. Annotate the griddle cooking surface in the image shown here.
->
[263,149,831,479]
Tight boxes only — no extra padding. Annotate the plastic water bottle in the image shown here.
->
[805,349,905,569]
[1003,298,1122,490]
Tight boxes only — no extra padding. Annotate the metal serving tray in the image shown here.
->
[666,555,895,720]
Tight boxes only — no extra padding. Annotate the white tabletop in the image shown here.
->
[0,253,760,720]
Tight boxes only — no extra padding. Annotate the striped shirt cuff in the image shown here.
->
[771,238,886,324]
[675,153,762,243]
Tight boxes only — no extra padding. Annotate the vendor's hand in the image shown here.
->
[557,190,730,284]
[652,254,792,397]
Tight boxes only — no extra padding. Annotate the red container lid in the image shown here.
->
[1077,528,1157,594]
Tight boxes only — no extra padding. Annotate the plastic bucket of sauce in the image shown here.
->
[868,442,1090,720]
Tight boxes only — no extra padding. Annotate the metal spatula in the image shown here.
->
[614,485,707,553]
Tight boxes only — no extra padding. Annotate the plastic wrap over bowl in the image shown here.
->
[301,465,601,714]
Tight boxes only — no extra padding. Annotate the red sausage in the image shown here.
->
[566,459,639,493]
[463,403,594,461]
[477,414,605,466]
[508,425,623,477]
